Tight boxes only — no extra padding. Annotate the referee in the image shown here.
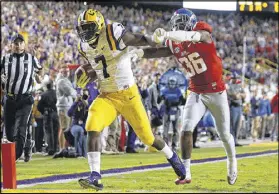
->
[0,34,43,161]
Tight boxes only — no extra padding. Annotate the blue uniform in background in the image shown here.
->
[258,97,272,139]
[161,86,184,150]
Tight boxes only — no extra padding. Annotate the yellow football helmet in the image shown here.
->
[76,9,105,44]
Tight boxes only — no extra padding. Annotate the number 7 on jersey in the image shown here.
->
[95,55,110,78]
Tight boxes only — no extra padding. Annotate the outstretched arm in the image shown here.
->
[166,30,212,43]
[108,22,159,47]
[153,28,212,44]
[122,31,157,47]
[142,47,173,58]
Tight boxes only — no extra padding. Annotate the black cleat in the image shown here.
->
[79,171,103,191]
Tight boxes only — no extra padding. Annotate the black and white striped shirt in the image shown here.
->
[1,53,42,95]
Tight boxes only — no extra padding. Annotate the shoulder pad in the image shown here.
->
[193,21,212,33]
[107,22,127,50]
[111,22,126,41]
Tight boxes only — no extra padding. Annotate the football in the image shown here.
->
[75,64,98,83]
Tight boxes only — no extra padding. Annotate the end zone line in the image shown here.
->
[10,150,277,189]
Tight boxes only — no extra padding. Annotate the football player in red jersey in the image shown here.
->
[140,8,237,185]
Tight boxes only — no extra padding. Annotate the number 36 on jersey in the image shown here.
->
[178,52,207,77]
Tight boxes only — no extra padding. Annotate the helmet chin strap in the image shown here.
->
[88,35,99,46]
[88,28,103,45]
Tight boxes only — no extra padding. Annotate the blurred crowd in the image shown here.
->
[1,2,278,159]
[1,2,278,85]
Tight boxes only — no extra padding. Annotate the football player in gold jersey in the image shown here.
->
[75,9,185,190]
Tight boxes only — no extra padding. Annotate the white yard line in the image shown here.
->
[17,152,278,189]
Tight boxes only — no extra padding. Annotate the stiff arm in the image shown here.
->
[141,29,212,58]
[122,31,157,47]
[165,30,212,44]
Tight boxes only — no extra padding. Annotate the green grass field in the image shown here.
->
[1,142,278,193]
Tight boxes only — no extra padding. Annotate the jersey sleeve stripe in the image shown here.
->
[106,25,113,50]
[110,25,122,50]
[106,24,117,51]
[164,39,169,47]
[78,42,86,58]
[168,40,174,53]
[110,24,118,46]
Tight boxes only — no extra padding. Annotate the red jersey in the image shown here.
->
[166,21,225,94]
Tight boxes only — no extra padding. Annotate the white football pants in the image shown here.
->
[181,90,236,160]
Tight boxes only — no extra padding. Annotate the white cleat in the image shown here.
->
[227,158,238,185]
[227,171,237,185]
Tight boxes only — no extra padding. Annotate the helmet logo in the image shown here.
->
[174,47,180,53]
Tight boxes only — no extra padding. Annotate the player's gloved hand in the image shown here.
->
[129,48,144,62]
[152,28,167,44]
[75,71,90,89]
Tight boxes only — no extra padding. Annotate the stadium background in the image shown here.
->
[1,0,278,193]
[1,1,278,93]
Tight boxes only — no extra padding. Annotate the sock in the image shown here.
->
[87,152,101,174]
[223,134,236,162]
[161,143,174,159]
[182,159,191,169]
[182,159,191,179]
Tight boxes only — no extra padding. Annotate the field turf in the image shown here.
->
[1,142,278,193]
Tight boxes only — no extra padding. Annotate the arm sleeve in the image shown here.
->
[166,31,201,43]
[32,55,42,73]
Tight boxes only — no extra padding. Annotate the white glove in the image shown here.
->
[152,28,167,44]
[129,48,144,62]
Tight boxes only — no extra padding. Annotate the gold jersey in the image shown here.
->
[78,22,135,92]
